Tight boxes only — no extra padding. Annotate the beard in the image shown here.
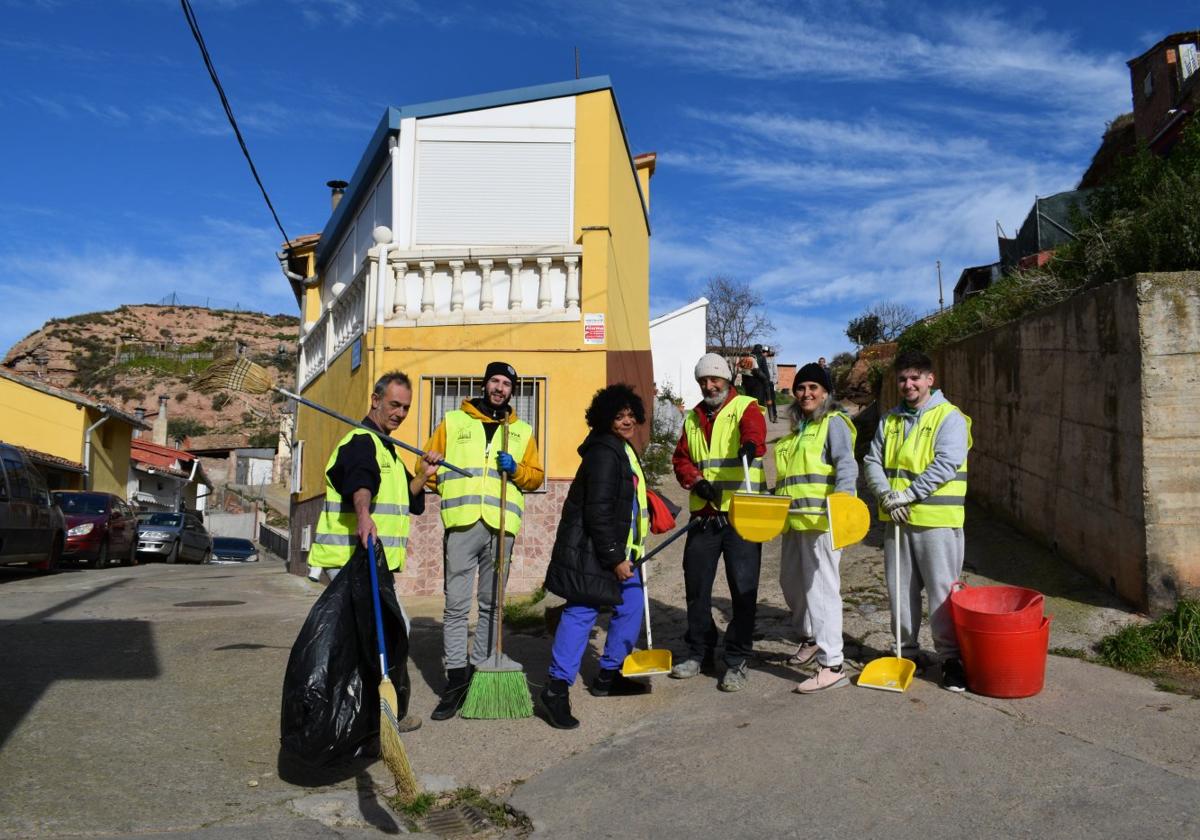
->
[702,384,730,409]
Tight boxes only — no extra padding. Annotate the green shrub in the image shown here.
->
[1098,625,1158,669]
[167,417,209,440]
[1145,599,1200,663]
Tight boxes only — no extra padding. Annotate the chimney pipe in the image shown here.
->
[326,180,349,211]
[134,407,145,439]
[153,395,169,447]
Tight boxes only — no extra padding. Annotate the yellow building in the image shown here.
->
[285,77,655,595]
[0,368,148,495]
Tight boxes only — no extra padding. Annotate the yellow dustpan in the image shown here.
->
[858,522,916,692]
[729,454,791,543]
[827,493,870,550]
[620,519,701,677]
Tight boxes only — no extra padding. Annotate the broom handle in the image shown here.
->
[274,385,472,477]
[632,517,701,569]
[366,538,390,678]
[494,422,509,659]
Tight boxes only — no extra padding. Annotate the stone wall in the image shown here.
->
[289,479,570,597]
[912,272,1199,612]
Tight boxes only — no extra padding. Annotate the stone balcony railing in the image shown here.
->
[298,229,583,390]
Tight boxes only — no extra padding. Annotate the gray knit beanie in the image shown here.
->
[694,353,733,381]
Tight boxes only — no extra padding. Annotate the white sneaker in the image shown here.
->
[788,640,819,666]
[793,666,850,694]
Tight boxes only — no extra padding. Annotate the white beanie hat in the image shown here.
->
[694,353,732,381]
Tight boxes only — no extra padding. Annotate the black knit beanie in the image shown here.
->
[794,362,832,393]
[483,361,517,386]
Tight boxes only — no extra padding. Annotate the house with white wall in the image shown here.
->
[649,297,707,407]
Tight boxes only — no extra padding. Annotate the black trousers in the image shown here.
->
[681,516,762,667]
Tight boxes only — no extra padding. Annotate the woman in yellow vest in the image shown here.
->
[864,350,973,693]
[541,385,651,729]
[774,363,858,692]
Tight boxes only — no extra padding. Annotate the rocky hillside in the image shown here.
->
[3,304,299,445]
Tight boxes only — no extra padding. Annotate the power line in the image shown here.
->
[179,0,290,245]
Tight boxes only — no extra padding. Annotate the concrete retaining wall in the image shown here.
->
[917,272,1199,612]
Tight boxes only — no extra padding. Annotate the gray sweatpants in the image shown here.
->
[883,523,964,660]
[780,529,844,666]
[443,520,514,669]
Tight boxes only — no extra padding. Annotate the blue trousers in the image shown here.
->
[547,570,645,685]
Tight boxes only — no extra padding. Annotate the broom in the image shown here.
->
[366,538,420,802]
[460,422,534,719]
[193,357,471,477]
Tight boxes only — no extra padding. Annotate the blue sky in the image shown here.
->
[1,1,1193,368]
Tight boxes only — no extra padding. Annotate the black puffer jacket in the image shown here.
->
[543,431,637,607]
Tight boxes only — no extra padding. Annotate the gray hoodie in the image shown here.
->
[863,390,969,502]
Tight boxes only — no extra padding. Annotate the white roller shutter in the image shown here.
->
[415,140,572,246]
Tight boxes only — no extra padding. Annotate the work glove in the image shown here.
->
[882,488,916,511]
[889,504,912,525]
[691,479,719,502]
[496,451,517,476]
[738,442,758,462]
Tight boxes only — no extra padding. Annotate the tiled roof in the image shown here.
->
[17,445,86,474]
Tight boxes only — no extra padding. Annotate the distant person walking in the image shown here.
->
[863,350,973,692]
[774,363,857,692]
[670,353,767,692]
[751,344,778,423]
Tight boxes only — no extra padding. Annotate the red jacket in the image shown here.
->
[672,389,767,514]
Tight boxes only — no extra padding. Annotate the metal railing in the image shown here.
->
[259,522,289,561]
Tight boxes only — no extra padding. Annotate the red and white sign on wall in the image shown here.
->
[583,313,606,345]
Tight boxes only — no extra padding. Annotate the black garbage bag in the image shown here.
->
[280,542,410,766]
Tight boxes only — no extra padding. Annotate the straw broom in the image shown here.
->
[366,540,419,802]
[193,357,472,476]
[460,422,534,719]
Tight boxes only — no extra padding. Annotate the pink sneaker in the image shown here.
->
[788,640,819,666]
[793,666,850,693]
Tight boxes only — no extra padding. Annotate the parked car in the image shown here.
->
[0,442,66,571]
[211,537,259,564]
[53,491,139,569]
[136,512,212,564]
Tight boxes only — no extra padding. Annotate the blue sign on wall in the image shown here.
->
[351,337,362,371]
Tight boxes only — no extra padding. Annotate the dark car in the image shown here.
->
[0,443,66,571]
[53,491,138,569]
[211,537,259,564]
[136,512,212,564]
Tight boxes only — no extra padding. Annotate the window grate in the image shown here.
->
[421,374,548,490]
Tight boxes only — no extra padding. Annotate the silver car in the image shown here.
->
[136,512,212,564]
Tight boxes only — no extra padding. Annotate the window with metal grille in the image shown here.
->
[421,374,548,490]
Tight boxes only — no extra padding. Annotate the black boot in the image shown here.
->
[540,678,580,729]
[589,668,648,697]
[431,666,472,721]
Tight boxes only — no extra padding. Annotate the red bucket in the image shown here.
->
[957,616,1052,698]
[950,582,1044,633]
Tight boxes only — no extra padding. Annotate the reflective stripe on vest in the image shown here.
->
[438,410,532,535]
[880,402,973,528]
[309,429,410,571]
[684,395,766,512]
[774,411,856,531]
[626,442,649,561]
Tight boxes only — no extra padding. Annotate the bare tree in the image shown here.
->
[704,276,775,356]
[870,301,918,341]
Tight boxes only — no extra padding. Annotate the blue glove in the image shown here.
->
[497,451,517,476]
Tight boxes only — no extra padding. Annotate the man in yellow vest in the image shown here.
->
[308,371,442,731]
[864,350,973,692]
[423,361,545,720]
[669,353,767,692]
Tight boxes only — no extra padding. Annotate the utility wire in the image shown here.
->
[180,0,291,245]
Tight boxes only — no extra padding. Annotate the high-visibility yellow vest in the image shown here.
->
[438,410,532,535]
[684,395,766,512]
[775,411,856,532]
[625,442,649,561]
[310,429,410,571]
[880,401,973,528]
